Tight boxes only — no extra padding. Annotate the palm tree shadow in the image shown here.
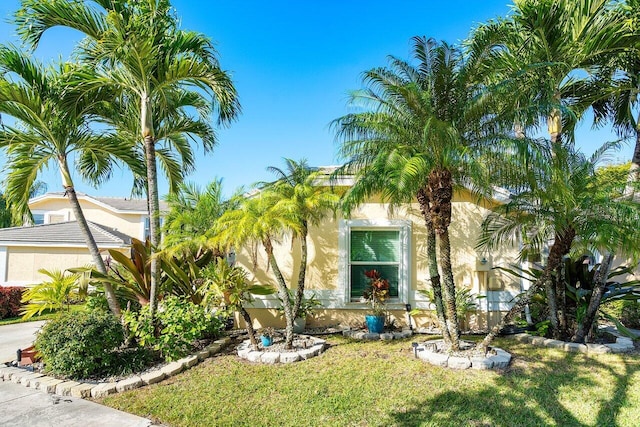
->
[389,342,640,426]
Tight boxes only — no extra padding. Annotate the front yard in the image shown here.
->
[100,335,640,426]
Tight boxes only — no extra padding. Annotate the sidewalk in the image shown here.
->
[0,380,152,426]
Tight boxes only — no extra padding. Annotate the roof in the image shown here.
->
[29,192,169,213]
[0,221,132,248]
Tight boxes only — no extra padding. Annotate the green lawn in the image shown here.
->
[0,304,86,326]
[103,337,640,426]
[100,336,640,426]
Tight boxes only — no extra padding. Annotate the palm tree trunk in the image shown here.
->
[556,261,568,338]
[264,238,294,349]
[59,160,121,317]
[623,128,640,198]
[144,134,161,319]
[293,222,308,319]
[478,228,575,353]
[240,307,259,350]
[439,231,460,350]
[545,277,560,339]
[428,169,460,350]
[416,188,451,344]
[572,253,614,343]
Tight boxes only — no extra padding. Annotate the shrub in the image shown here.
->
[35,310,125,379]
[123,296,223,361]
[0,287,23,319]
[603,300,640,329]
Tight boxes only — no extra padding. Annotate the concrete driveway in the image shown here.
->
[0,321,46,363]
[0,380,151,426]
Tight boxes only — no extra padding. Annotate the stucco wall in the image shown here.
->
[30,198,145,239]
[235,189,521,328]
[3,246,129,286]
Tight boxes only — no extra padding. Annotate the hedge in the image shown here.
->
[0,287,24,319]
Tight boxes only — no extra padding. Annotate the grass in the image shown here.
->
[0,304,86,326]
[100,335,640,426]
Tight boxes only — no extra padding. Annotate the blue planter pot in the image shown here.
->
[365,315,385,333]
[260,335,273,347]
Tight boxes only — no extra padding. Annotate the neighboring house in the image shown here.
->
[237,170,524,330]
[0,192,167,287]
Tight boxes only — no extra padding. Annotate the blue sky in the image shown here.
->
[0,1,630,198]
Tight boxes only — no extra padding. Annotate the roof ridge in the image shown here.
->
[87,221,129,244]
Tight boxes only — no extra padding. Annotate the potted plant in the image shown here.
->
[260,327,276,347]
[362,269,390,333]
[278,290,322,333]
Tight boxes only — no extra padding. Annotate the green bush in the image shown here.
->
[35,310,126,379]
[0,287,23,319]
[603,300,640,329]
[123,296,223,361]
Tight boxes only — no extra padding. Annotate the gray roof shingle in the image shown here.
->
[0,221,132,247]
[31,192,168,213]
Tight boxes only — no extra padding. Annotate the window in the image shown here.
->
[32,213,45,225]
[350,230,400,300]
[339,219,411,305]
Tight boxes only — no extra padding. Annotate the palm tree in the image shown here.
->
[16,0,240,318]
[262,159,339,324]
[477,139,640,350]
[162,179,241,255]
[213,193,301,349]
[469,0,627,145]
[0,47,129,316]
[334,37,496,350]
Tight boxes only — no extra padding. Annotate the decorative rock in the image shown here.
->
[607,343,633,354]
[260,353,280,364]
[31,376,55,390]
[38,379,64,394]
[531,336,547,346]
[206,343,222,354]
[161,361,183,377]
[90,383,117,398]
[488,355,511,369]
[380,333,394,341]
[471,357,494,370]
[298,348,318,360]
[392,332,405,340]
[354,331,367,340]
[196,349,210,361]
[424,351,449,367]
[586,343,611,354]
[140,370,165,385]
[545,339,566,349]
[237,346,252,359]
[513,333,531,343]
[447,356,472,370]
[400,330,413,338]
[178,355,199,368]
[280,352,300,363]
[70,383,94,398]
[116,376,143,393]
[56,381,81,396]
[214,337,231,346]
[616,337,634,346]
[19,373,45,387]
[246,351,264,363]
[10,371,27,384]
[564,342,586,353]
[0,366,22,380]
[363,333,379,340]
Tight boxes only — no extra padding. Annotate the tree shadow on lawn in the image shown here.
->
[388,341,640,426]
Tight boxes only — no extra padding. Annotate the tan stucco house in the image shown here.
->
[0,192,167,286]
[236,172,525,330]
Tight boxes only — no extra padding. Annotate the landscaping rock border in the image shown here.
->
[413,339,512,370]
[507,333,634,354]
[237,335,327,364]
[342,328,413,341]
[0,337,231,399]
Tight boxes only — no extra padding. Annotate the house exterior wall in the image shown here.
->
[3,246,129,286]
[236,190,522,330]
[29,198,146,239]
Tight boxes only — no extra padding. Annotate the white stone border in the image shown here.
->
[342,328,413,341]
[237,335,327,364]
[413,339,512,370]
[0,337,231,399]
[508,333,634,354]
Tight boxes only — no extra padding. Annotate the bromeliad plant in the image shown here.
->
[362,269,390,316]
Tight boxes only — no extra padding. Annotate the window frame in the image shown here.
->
[338,219,411,307]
